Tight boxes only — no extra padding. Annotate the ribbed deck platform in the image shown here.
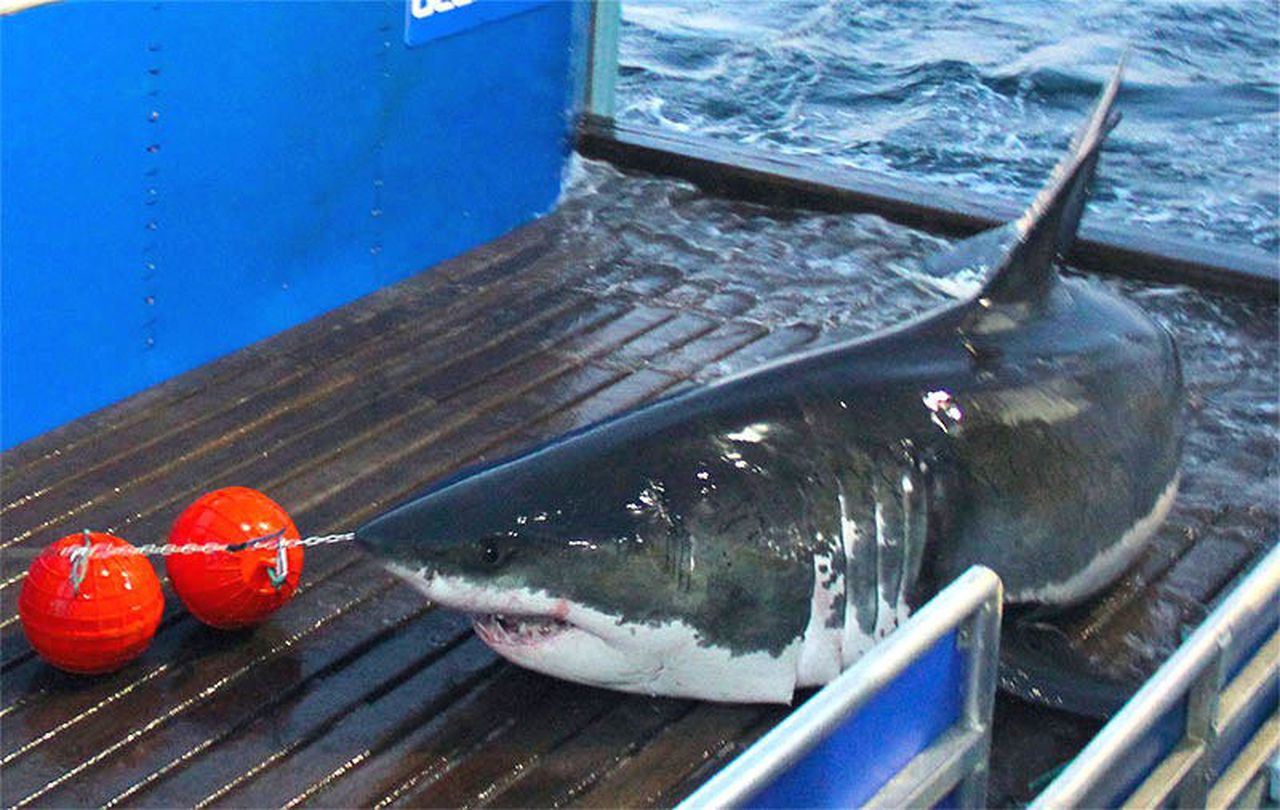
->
[0,217,808,809]
[1,174,1273,806]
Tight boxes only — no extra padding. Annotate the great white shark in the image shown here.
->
[357,61,1183,704]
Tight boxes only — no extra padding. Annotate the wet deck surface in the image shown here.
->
[0,217,808,809]
[1,164,1274,807]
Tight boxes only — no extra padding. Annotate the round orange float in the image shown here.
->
[165,487,303,629]
[19,531,164,674]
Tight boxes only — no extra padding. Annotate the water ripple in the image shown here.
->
[617,0,1280,252]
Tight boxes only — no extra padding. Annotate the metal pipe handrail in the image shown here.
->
[679,565,1003,810]
[585,0,620,118]
[1032,543,1280,808]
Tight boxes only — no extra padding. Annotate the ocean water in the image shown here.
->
[615,0,1280,253]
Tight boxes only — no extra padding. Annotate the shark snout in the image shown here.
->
[355,514,445,601]
[355,481,471,563]
[355,520,446,602]
[353,517,413,565]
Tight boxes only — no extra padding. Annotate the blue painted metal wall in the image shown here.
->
[747,630,966,808]
[1,0,579,450]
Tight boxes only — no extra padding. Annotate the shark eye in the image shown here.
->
[481,541,515,567]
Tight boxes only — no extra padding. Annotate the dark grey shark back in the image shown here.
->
[909,54,1183,599]
[630,54,1183,603]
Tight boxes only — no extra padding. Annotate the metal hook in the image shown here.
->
[267,540,289,589]
[254,528,289,589]
[69,530,93,595]
[218,528,290,589]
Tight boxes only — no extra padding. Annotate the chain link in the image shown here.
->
[54,532,356,559]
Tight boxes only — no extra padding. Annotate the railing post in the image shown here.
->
[1269,748,1280,802]
[1178,643,1226,807]
[586,0,621,119]
[956,592,1001,807]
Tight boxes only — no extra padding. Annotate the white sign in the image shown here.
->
[410,0,474,20]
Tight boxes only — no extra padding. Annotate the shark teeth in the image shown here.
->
[473,613,571,646]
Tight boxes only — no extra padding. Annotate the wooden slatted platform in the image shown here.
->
[1,167,1274,807]
[0,216,812,809]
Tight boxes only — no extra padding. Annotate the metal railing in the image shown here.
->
[1033,542,1280,809]
[679,566,1003,809]
[585,0,620,118]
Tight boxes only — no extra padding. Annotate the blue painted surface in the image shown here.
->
[746,630,966,809]
[1083,698,1188,807]
[1209,667,1277,780]
[405,0,556,46]
[1210,594,1279,779]
[1,0,579,450]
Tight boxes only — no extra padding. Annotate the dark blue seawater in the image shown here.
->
[616,0,1280,253]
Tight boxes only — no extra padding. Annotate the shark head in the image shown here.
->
[357,409,825,703]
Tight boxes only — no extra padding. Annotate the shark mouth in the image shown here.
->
[471,612,574,647]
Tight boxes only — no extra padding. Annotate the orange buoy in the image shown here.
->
[19,532,164,674]
[166,487,303,629]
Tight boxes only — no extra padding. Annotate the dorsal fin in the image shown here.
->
[926,55,1126,305]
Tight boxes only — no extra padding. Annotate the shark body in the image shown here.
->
[357,61,1183,703]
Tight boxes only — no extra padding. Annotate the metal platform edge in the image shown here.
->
[576,115,1278,298]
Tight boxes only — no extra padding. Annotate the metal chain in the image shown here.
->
[56,532,356,559]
